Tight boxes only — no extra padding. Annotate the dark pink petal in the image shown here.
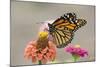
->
[64,44,88,58]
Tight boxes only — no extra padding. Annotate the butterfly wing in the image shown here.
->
[72,19,87,32]
[48,13,87,48]
[51,28,74,48]
[52,13,87,32]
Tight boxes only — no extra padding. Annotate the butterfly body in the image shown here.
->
[48,13,87,48]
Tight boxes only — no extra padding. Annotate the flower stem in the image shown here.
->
[73,56,77,62]
[38,60,42,65]
[72,54,80,62]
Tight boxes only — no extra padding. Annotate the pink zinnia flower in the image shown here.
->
[24,22,57,64]
[64,44,88,62]
[24,40,56,64]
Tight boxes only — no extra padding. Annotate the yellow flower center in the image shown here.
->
[38,31,48,39]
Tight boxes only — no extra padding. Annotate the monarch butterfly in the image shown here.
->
[48,13,87,48]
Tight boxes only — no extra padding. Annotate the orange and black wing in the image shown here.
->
[51,28,74,48]
[52,13,87,32]
[48,13,87,48]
